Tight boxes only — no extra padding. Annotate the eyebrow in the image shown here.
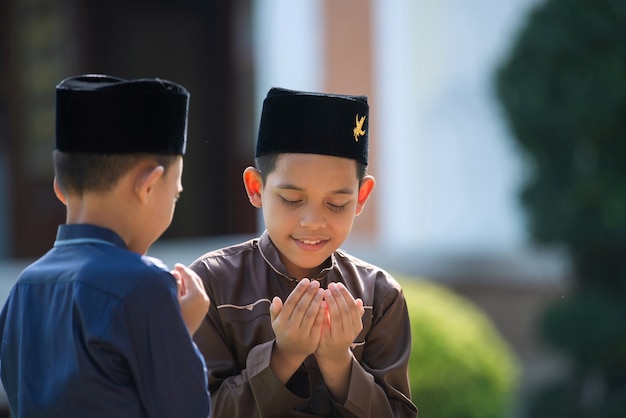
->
[276,183,354,195]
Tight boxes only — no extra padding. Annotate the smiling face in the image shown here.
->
[244,153,375,279]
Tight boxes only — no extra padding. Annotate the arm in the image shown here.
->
[121,272,210,418]
[172,263,211,335]
[315,282,365,403]
[191,264,320,417]
[324,280,418,418]
[269,279,326,384]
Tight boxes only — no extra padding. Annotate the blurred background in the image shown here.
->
[3,0,626,417]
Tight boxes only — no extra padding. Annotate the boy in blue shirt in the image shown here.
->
[0,75,211,417]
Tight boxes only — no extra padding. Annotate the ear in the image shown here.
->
[53,177,67,206]
[243,166,263,208]
[135,164,165,204]
[355,175,375,216]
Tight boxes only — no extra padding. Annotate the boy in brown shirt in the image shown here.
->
[191,87,417,417]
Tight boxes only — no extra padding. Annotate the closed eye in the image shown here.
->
[280,196,302,207]
[328,202,349,212]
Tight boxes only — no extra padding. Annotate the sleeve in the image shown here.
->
[335,279,418,418]
[191,261,309,418]
[113,271,211,418]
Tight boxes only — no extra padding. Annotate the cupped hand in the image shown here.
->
[172,263,210,335]
[270,279,326,362]
[315,282,365,362]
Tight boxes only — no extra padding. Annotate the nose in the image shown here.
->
[299,206,326,229]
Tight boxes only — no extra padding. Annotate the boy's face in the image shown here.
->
[246,153,374,279]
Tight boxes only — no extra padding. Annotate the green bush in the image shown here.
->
[399,277,519,418]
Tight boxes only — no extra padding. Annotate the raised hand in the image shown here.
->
[172,263,211,335]
[269,279,326,383]
[315,282,365,402]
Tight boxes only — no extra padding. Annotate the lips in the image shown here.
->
[293,237,329,251]
[301,239,321,245]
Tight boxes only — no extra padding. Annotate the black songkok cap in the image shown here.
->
[55,74,189,154]
[256,87,369,165]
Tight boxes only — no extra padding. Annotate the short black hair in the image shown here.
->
[53,151,178,195]
[254,153,367,185]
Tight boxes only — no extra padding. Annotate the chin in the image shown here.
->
[299,255,332,269]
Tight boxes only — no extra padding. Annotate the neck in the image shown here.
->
[64,192,147,254]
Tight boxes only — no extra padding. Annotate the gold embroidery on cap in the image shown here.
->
[353,114,366,142]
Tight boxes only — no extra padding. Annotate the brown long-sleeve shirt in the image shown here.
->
[190,231,418,418]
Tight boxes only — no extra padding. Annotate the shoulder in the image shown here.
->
[97,256,180,325]
[333,249,406,311]
[334,249,402,289]
[189,237,259,274]
[16,246,172,287]
[75,248,176,300]
[114,254,177,298]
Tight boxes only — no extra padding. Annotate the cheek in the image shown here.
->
[160,194,177,220]
[264,199,287,218]
[334,212,357,232]
[263,202,295,229]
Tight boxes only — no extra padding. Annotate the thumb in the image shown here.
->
[356,298,365,316]
[170,270,183,297]
[269,296,283,322]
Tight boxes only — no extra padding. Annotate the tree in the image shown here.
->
[495,0,626,416]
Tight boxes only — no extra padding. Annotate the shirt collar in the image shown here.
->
[54,224,128,250]
[257,230,336,282]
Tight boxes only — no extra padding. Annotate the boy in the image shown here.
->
[0,75,211,418]
[190,87,418,417]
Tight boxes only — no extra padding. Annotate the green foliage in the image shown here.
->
[540,289,626,367]
[495,0,626,415]
[495,0,626,288]
[399,277,519,418]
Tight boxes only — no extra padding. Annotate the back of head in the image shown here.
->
[54,74,190,194]
[255,87,369,180]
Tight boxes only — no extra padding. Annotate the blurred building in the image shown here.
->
[1,0,542,259]
[0,0,257,258]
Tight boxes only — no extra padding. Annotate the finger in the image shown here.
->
[331,281,352,306]
[176,265,208,296]
[312,300,328,337]
[186,271,206,296]
[319,300,330,332]
[349,298,365,331]
[286,280,321,323]
[355,298,365,316]
[173,264,191,291]
[333,283,364,331]
[334,282,357,305]
[281,279,311,313]
[270,296,283,322]
[299,288,325,334]
[170,269,184,296]
[328,283,358,332]
[170,269,181,283]
[173,263,188,275]
[324,284,343,335]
